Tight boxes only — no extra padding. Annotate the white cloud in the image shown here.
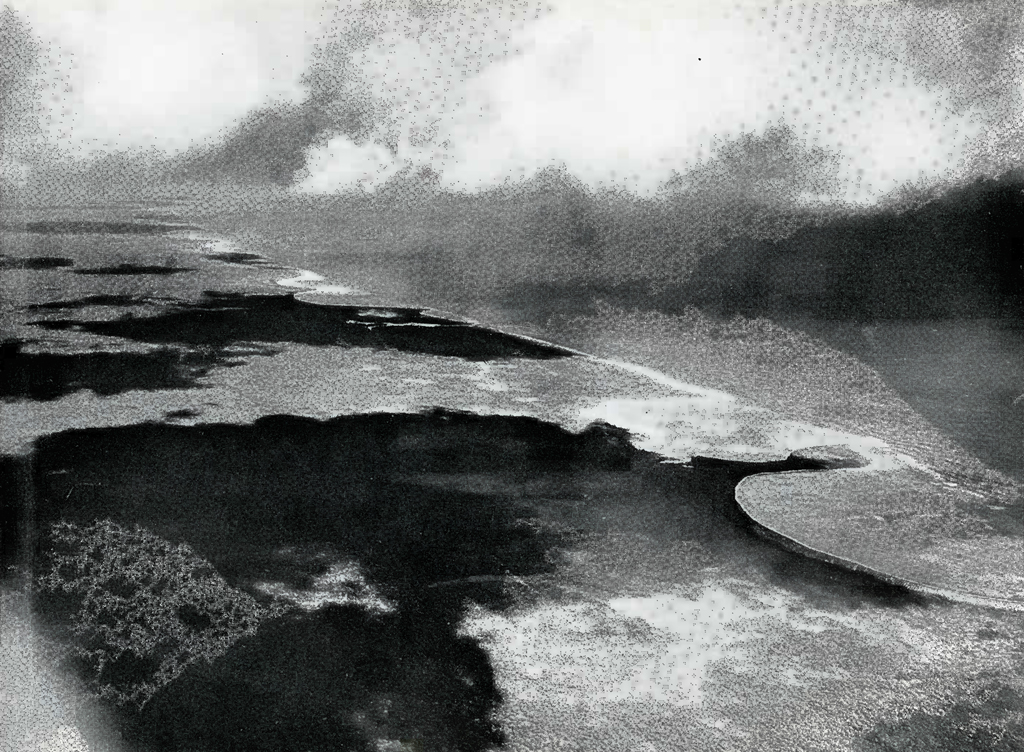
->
[298,136,406,193]
[11,0,1019,201]
[297,2,993,203]
[13,0,314,151]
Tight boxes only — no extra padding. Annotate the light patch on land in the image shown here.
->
[254,561,396,614]
[463,585,782,710]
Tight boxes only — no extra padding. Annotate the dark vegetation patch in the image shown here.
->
[0,340,237,400]
[73,264,195,276]
[22,411,633,751]
[203,251,280,267]
[29,294,160,310]
[0,254,74,270]
[32,292,574,360]
[36,520,274,707]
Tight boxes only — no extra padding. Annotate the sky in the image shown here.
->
[7,0,324,155]
[6,0,1024,203]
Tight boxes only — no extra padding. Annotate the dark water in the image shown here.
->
[786,318,1024,483]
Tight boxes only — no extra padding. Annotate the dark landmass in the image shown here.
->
[0,255,74,270]
[73,264,195,276]
[32,292,575,360]
[0,340,239,401]
[204,251,281,267]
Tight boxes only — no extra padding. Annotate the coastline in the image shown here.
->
[2,211,1022,752]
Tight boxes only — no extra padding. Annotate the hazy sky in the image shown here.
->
[9,0,1024,202]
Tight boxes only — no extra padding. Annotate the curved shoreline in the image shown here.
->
[211,227,1023,613]
[733,471,1024,612]
[254,238,1024,612]
[7,223,1021,612]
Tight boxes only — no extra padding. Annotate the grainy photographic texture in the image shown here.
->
[1,1,1022,750]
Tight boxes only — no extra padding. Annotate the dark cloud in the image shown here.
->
[664,125,844,208]
[0,6,39,131]
[176,0,548,187]
[177,102,364,185]
[900,0,1024,106]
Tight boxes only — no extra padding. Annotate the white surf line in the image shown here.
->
[171,227,366,296]
[589,355,936,474]
[444,314,1024,609]
[277,267,368,296]
[369,308,922,468]
[174,228,231,247]
[195,238,938,475]
[303,285,367,295]
[277,268,327,288]
[588,355,739,402]
[175,229,278,266]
